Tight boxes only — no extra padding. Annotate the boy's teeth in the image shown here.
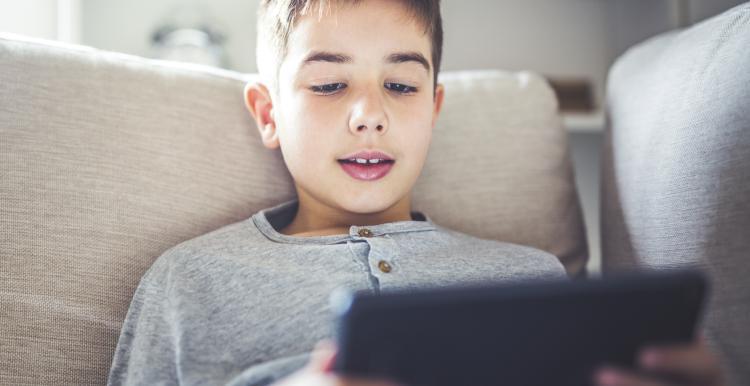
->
[340,158,390,165]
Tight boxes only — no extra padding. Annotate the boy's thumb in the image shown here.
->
[308,339,337,372]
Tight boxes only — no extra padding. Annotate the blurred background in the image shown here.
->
[0,0,745,273]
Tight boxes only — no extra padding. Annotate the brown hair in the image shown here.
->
[256,0,443,92]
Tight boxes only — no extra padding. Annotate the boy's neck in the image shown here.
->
[279,191,414,237]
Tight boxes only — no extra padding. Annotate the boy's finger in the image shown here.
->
[308,340,338,372]
[594,367,672,386]
[336,375,404,386]
[638,340,721,382]
[310,341,403,385]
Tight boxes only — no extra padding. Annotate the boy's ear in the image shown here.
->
[431,83,445,127]
[244,82,280,149]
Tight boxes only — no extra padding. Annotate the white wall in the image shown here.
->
[605,0,677,65]
[442,0,611,107]
[57,0,82,43]
[689,0,747,23]
[604,0,747,66]
[81,0,258,74]
[0,0,58,39]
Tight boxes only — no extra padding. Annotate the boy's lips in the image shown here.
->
[338,160,394,181]
[336,149,395,181]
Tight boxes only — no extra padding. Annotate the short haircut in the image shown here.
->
[256,0,443,93]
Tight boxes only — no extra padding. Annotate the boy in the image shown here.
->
[107,1,725,385]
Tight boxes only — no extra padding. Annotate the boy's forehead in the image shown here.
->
[283,0,432,69]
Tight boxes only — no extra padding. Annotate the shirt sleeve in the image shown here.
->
[106,251,311,386]
[107,255,180,386]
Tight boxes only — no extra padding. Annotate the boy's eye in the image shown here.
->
[385,82,417,94]
[310,83,347,94]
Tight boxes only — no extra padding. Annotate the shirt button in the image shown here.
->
[358,228,373,237]
[378,260,392,273]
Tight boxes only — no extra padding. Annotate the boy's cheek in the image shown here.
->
[290,94,347,120]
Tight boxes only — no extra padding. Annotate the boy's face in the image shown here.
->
[248,0,444,216]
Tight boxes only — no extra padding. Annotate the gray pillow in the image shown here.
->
[601,4,750,385]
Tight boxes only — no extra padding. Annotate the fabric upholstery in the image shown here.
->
[601,4,750,385]
[0,33,586,385]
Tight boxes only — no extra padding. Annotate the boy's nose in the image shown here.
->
[348,90,388,135]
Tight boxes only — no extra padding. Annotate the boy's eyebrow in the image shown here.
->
[300,50,430,73]
[386,52,430,72]
[301,51,353,66]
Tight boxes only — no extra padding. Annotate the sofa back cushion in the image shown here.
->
[0,33,586,384]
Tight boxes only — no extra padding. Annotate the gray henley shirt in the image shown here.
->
[107,199,567,386]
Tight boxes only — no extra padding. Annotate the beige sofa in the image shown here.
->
[0,33,587,384]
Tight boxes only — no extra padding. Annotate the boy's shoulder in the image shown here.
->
[432,223,552,256]
[146,216,268,275]
[431,223,567,276]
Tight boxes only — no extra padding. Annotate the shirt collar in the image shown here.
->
[251,199,437,245]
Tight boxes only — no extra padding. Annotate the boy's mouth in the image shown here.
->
[339,159,395,181]
[337,158,395,165]
[336,150,396,181]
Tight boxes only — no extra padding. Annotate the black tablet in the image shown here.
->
[330,269,707,386]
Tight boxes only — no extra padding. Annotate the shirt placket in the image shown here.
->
[350,226,400,292]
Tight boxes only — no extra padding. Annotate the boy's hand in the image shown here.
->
[272,340,403,386]
[593,334,725,386]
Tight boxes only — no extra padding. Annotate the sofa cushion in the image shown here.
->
[601,4,750,385]
[0,33,586,385]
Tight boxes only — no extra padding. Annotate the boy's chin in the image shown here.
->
[334,192,403,215]
[338,199,394,215]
